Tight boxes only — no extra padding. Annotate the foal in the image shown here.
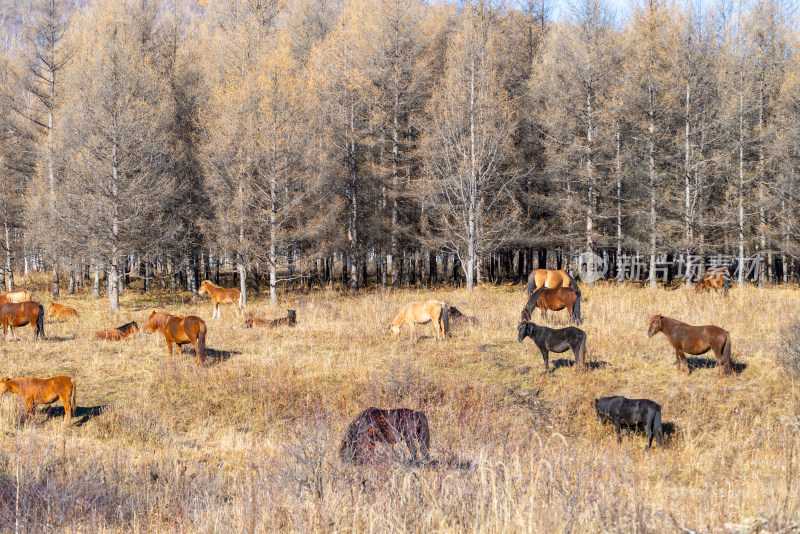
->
[518,321,587,373]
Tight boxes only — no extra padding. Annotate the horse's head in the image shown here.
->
[48,303,57,314]
[647,315,662,338]
[517,322,530,343]
[144,311,158,332]
[694,280,705,292]
[198,281,210,295]
[390,324,400,339]
[0,376,9,393]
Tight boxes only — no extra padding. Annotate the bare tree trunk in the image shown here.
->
[93,263,99,299]
[586,84,595,286]
[269,168,278,307]
[616,125,622,268]
[466,49,477,294]
[4,223,13,291]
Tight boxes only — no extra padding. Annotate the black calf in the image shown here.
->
[594,396,664,450]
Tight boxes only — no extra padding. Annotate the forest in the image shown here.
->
[0,0,798,310]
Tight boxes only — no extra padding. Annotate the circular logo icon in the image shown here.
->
[576,252,607,284]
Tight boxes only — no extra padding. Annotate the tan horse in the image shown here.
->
[0,290,32,307]
[48,302,78,319]
[526,269,578,295]
[145,311,207,365]
[390,300,449,340]
[0,376,76,424]
[198,280,243,319]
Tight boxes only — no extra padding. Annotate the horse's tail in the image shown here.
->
[654,407,664,446]
[572,289,582,324]
[722,330,733,375]
[440,302,450,338]
[417,412,430,461]
[196,321,207,364]
[566,270,579,291]
[525,271,536,296]
[36,304,45,340]
[69,378,77,419]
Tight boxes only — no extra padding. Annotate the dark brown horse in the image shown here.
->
[145,311,207,365]
[521,286,582,324]
[695,269,730,296]
[340,408,430,464]
[526,269,578,295]
[0,301,44,341]
[647,315,732,376]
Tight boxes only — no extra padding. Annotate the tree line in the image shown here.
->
[0,0,798,310]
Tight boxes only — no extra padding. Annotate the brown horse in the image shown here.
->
[198,280,243,319]
[390,300,449,340]
[0,290,32,307]
[0,376,76,424]
[695,269,730,296]
[526,269,578,295]
[0,301,44,340]
[48,302,78,319]
[340,407,430,464]
[145,311,207,365]
[521,286,582,324]
[244,310,296,328]
[647,315,733,376]
[95,321,140,341]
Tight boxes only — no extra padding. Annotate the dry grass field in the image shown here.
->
[0,275,799,533]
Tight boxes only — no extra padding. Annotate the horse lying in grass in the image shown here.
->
[521,286,582,324]
[340,408,430,465]
[0,376,76,424]
[390,300,449,340]
[518,321,587,373]
[48,302,78,319]
[695,268,730,296]
[449,306,478,328]
[526,269,578,295]
[244,310,296,328]
[198,280,243,319]
[647,315,733,376]
[95,321,140,341]
[0,301,44,341]
[0,290,32,307]
[145,311,207,365]
[595,396,664,451]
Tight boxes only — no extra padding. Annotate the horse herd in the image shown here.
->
[0,272,736,461]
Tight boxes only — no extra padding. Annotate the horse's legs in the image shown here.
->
[191,339,204,366]
[614,417,622,442]
[645,419,654,450]
[166,340,174,361]
[59,394,72,424]
[405,438,418,462]
[675,349,688,374]
[538,345,550,374]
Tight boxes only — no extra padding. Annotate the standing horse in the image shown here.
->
[526,269,578,295]
[647,315,733,376]
[0,290,32,307]
[145,311,207,365]
[0,376,76,424]
[198,280,243,319]
[521,287,582,324]
[695,268,730,296]
[518,321,587,373]
[390,300,449,340]
[0,301,44,340]
[340,407,430,464]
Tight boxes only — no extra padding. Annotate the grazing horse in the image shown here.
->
[145,311,207,365]
[595,396,664,451]
[518,321,587,373]
[244,310,296,328]
[695,268,730,296]
[390,300,449,340]
[526,269,578,295]
[198,280,243,319]
[48,302,78,319]
[647,315,733,376]
[95,321,140,341]
[0,376,76,424]
[340,407,430,464]
[0,301,44,341]
[521,286,582,324]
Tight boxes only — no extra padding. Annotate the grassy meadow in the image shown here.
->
[0,275,798,532]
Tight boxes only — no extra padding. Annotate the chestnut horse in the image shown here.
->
[695,268,730,296]
[244,310,296,328]
[145,311,207,365]
[48,302,78,319]
[0,375,76,424]
[340,407,430,464]
[0,290,32,307]
[521,286,582,324]
[95,321,140,341]
[647,315,733,376]
[390,300,449,340]
[198,280,243,319]
[0,301,44,340]
[526,269,578,295]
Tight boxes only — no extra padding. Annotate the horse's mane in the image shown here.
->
[200,280,221,290]
[148,312,176,329]
[522,286,546,321]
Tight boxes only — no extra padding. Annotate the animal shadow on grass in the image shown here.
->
[40,404,107,427]
[203,347,239,366]
[420,453,473,470]
[551,358,610,371]
[46,335,77,342]
[685,357,747,374]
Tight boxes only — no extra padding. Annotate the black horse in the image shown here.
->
[594,396,664,451]
[517,321,587,373]
[339,408,430,464]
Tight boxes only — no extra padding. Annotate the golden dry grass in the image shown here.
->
[0,276,798,532]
